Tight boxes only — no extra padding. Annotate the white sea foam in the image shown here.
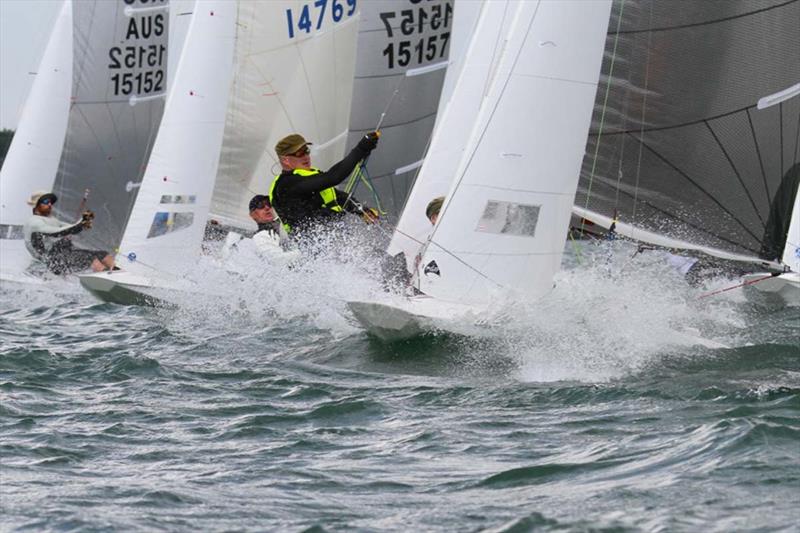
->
[151,229,764,383]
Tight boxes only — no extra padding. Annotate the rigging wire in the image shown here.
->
[342,73,409,213]
[629,0,653,231]
[697,273,779,299]
[579,0,626,237]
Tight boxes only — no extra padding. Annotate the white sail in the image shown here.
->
[433,0,483,129]
[210,0,360,229]
[115,0,236,274]
[387,0,515,269]
[0,0,72,278]
[345,0,453,220]
[414,0,612,305]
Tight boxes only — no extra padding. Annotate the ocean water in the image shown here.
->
[1,241,798,532]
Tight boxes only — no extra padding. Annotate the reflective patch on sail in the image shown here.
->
[147,212,194,238]
[476,200,540,238]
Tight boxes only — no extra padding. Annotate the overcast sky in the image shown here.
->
[0,0,61,130]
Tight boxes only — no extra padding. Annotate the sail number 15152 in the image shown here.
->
[286,0,357,38]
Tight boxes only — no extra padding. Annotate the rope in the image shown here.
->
[567,228,584,266]
[697,273,779,299]
[578,0,626,236]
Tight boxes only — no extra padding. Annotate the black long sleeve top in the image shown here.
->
[271,143,370,232]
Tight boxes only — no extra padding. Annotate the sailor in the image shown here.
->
[409,196,445,274]
[23,191,115,275]
[268,132,381,234]
[247,194,293,256]
[425,196,444,225]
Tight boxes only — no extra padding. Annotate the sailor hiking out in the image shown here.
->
[222,194,301,270]
[247,194,295,257]
[22,191,115,275]
[268,132,380,235]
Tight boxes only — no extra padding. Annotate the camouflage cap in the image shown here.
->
[425,196,445,220]
[275,134,312,157]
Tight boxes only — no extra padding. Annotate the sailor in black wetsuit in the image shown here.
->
[268,132,380,235]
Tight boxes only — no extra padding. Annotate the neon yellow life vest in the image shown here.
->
[269,168,343,231]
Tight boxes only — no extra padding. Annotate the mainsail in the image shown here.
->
[345,0,453,221]
[210,0,360,230]
[574,0,800,271]
[51,0,169,253]
[410,0,613,305]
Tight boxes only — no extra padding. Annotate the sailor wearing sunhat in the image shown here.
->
[22,190,115,275]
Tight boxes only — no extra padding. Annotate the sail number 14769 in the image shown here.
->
[286,0,357,38]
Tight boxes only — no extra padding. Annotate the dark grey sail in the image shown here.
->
[574,0,800,266]
[346,0,453,222]
[52,0,168,252]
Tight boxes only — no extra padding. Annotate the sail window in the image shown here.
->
[160,195,196,204]
[476,201,540,238]
[0,224,24,240]
[147,212,195,238]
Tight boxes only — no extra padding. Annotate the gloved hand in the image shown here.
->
[360,207,380,224]
[356,130,380,153]
[81,210,95,228]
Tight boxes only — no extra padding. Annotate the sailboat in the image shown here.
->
[79,0,361,304]
[348,0,614,340]
[571,0,799,302]
[0,0,169,284]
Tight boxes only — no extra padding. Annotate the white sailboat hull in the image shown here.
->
[347,295,729,349]
[742,272,800,303]
[347,296,484,341]
[78,271,190,306]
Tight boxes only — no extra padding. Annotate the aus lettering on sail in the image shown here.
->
[109,0,169,100]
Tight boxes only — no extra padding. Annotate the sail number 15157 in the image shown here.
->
[286,0,357,38]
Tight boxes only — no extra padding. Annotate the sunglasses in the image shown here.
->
[251,200,271,211]
[39,198,53,206]
[289,146,310,158]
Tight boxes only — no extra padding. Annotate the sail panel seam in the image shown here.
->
[614,0,797,34]
[746,108,772,207]
[703,120,766,228]
[627,131,763,248]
